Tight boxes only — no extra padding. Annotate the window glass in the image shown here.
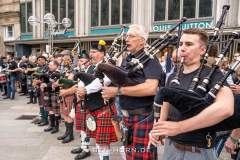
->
[154,0,166,21]
[122,0,131,24]
[20,3,26,33]
[183,0,195,18]
[91,0,98,26]
[199,0,212,17]
[101,0,109,25]
[168,0,180,20]
[111,0,120,25]
[68,0,74,28]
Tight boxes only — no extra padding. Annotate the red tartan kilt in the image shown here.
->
[42,91,51,111]
[123,112,155,160]
[50,93,60,114]
[86,105,118,145]
[75,102,87,131]
[60,94,74,116]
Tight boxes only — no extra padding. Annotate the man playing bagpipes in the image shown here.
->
[42,60,61,134]
[25,56,38,104]
[18,56,29,96]
[56,50,75,143]
[75,41,119,160]
[149,28,234,160]
[69,51,93,160]
[17,56,38,104]
[31,56,49,126]
[101,24,165,160]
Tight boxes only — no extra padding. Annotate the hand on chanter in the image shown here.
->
[77,87,86,97]
[148,130,165,147]
[230,84,240,94]
[151,120,182,137]
[101,86,118,99]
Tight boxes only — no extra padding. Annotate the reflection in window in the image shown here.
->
[68,0,74,28]
[20,3,26,33]
[43,0,75,30]
[199,0,212,17]
[52,0,58,21]
[101,0,109,25]
[91,0,132,26]
[122,0,131,24]
[168,0,180,20]
[155,0,166,21]
[20,2,32,33]
[111,0,120,25]
[183,0,195,18]
[45,0,50,14]
[91,0,98,26]
[27,2,32,32]
[60,0,66,23]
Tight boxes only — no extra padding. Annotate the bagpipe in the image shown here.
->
[32,65,48,80]
[104,25,127,65]
[154,5,240,132]
[96,18,186,87]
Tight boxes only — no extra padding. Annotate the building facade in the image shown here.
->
[0,0,20,56]
[2,0,240,57]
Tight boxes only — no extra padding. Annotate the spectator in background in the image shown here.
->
[4,54,18,100]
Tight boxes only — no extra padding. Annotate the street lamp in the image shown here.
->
[28,13,72,55]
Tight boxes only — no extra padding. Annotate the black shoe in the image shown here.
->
[51,126,59,134]
[57,134,68,140]
[74,151,91,160]
[62,134,74,143]
[71,147,82,154]
[62,122,74,143]
[27,101,33,104]
[44,126,53,132]
[38,121,48,126]
[51,115,60,134]
[57,122,68,140]
[3,97,9,99]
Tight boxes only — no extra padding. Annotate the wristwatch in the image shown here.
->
[117,87,122,96]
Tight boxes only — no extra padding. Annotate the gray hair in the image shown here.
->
[128,24,149,41]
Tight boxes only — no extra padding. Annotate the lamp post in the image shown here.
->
[28,13,72,55]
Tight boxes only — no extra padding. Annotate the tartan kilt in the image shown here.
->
[41,91,51,112]
[50,93,60,114]
[75,102,87,131]
[36,87,42,106]
[123,112,157,160]
[60,94,74,116]
[38,90,44,107]
[86,104,118,145]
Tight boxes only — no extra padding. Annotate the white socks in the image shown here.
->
[80,131,90,152]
